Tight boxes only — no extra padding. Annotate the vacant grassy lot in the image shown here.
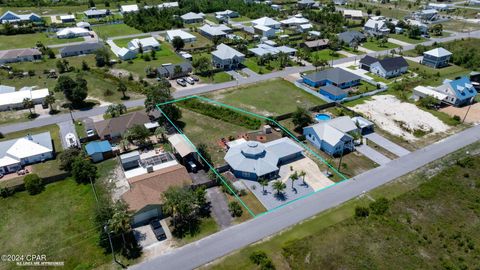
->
[242,58,272,74]
[362,40,399,51]
[309,49,346,62]
[0,179,110,270]
[0,32,83,50]
[206,79,326,116]
[204,142,480,270]
[179,109,250,165]
[174,217,219,246]
[407,60,469,86]
[93,23,143,39]
[199,72,233,84]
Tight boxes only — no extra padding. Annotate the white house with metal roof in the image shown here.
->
[0,132,53,174]
[253,24,276,38]
[121,4,139,13]
[280,15,309,26]
[60,14,75,23]
[251,16,281,29]
[248,44,296,57]
[0,88,49,111]
[303,116,361,156]
[199,24,232,39]
[364,18,390,36]
[56,27,90,39]
[224,138,304,180]
[157,1,179,9]
[181,12,205,23]
[212,43,245,69]
[127,37,160,52]
[165,29,197,43]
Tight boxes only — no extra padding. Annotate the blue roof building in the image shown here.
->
[436,76,477,107]
[85,140,113,162]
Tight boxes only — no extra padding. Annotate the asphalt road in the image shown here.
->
[131,124,480,270]
[1,30,479,135]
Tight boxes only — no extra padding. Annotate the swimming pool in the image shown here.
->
[315,113,331,121]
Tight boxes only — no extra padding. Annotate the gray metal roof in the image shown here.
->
[320,84,346,96]
[224,138,303,178]
[303,68,361,85]
[59,42,103,54]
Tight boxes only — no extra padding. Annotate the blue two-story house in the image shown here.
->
[436,76,477,107]
[422,47,452,68]
[302,68,362,89]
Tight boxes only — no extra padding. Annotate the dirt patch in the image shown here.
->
[352,95,449,141]
[440,103,480,124]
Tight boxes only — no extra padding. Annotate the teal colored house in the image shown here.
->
[319,84,348,101]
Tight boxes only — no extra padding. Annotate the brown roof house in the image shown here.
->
[122,163,193,226]
[0,48,42,64]
[300,39,330,51]
[94,111,152,140]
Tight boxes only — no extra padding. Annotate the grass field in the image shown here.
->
[226,190,267,223]
[203,142,480,270]
[93,23,143,39]
[179,109,250,165]
[175,217,219,246]
[199,72,233,84]
[0,32,83,50]
[206,79,326,116]
[0,179,111,270]
[362,40,399,51]
[309,49,346,62]
[242,58,272,74]
[407,60,469,86]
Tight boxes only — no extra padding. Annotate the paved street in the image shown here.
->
[1,30,479,136]
[131,124,480,270]
[365,133,411,157]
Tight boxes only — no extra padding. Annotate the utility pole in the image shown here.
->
[104,225,126,268]
[462,103,473,123]
[337,144,345,173]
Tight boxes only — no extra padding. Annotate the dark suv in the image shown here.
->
[149,220,167,241]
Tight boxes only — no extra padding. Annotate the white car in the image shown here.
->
[86,129,95,137]
[65,133,78,148]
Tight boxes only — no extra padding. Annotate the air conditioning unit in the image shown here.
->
[146,165,154,173]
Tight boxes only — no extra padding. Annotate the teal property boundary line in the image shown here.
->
[156,96,348,217]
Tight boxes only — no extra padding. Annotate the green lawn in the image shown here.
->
[226,190,267,223]
[389,33,426,44]
[0,32,83,50]
[0,179,111,270]
[204,142,480,270]
[175,217,219,246]
[199,72,233,84]
[361,40,399,51]
[309,49,346,62]
[93,23,143,39]
[242,58,272,74]
[366,72,393,84]
[206,79,326,116]
[115,42,183,76]
[179,109,250,166]
[407,60,469,86]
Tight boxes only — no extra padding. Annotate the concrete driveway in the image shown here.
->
[57,120,78,150]
[365,133,411,157]
[356,144,391,165]
[206,187,232,229]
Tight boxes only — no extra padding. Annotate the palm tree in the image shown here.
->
[45,92,56,113]
[22,98,34,116]
[108,203,132,252]
[272,180,286,195]
[117,81,128,100]
[258,178,269,195]
[106,104,118,118]
[154,126,167,142]
[299,170,306,185]
[290,171,299,189]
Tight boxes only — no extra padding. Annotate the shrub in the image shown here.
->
[249,250,275,269]
[355,206,370,218]
[228,201,243,217]
[369,197,390,215]
[24,174,43,195]
[0,187,14,198]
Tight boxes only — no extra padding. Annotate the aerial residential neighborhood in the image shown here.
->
[0,0,479,269]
